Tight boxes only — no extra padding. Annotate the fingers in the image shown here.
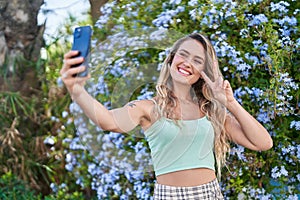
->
[60,50,84,75]
[212,60,220,80]
[223,80,229,89]
[212,60,218,79]
[223,80,232,89]
[217,75,224,86]
[200,71,213,86]
[60,51,90,97]
[65,57,84,67]
[62,71,91,92]
[64,50,79,59]
[64,74,90,83]
[201,70,228,89]
[202,59,220,85]
[61,66,86,79]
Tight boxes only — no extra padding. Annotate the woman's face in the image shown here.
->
[170,39,206,85]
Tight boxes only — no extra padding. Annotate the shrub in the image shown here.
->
[0,172,42,200]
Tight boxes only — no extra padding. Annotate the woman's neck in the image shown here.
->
[172,82,193,101]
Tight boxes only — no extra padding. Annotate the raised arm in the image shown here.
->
[60,51,150,133]
[224,99,273,151]
[201,61,273,151]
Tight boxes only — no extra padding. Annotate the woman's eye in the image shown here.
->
[179,52,188,57]
[194,60,202,65]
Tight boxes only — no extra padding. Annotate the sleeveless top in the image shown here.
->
[144,100,215,176]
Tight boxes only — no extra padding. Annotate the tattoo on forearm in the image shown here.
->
[128,101,137,108]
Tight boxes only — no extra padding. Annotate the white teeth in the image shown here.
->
[178,68,190,75]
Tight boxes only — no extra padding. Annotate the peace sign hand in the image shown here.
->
[200,61,235,107]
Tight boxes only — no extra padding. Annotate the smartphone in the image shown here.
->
[71,25,92,77]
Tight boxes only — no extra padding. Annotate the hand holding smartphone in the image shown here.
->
[71,26,92,77]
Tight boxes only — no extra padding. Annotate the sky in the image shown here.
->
[38,0,90,43]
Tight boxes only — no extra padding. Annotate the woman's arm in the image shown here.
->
[60,51,148,133]
[224,99,273,151]
[70,87,145,133]
[201,61,273,151]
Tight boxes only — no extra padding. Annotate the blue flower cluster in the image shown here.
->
[87,133,153,199]
[230,145,247,161]
[275,72,299,116]
[240,186,272,200]
[95,1,116,29]
[247,14,269,26]
[290,121,300,131]
[280,143,300,165]
[188,1,239,29]
[214,39,252,78]
[152,4,185,28]
[270,1,290,15]
[271,166,289,179]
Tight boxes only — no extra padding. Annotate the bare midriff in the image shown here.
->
[156,168,216,187]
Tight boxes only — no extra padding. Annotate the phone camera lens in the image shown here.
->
[75,29,81,38]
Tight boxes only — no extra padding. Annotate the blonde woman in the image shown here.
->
[60,33,273,199]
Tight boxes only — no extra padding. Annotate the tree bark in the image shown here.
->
[89,0,109,24]
[0,0,45,95]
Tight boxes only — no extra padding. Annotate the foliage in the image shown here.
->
[0,171,86,200]
[0,12,93,198]
[0,57,54,193]
[59,0,300,199]
[44,183,87,200]
[0,171,42,200]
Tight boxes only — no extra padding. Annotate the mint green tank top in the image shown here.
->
[144,116,215,176]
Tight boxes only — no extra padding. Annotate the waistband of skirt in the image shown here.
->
[155,178,220,189]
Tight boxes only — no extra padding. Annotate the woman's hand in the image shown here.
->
[200,61,235,106]
[60,51,90,98]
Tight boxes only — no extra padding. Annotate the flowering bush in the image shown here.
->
[58,0,299,199]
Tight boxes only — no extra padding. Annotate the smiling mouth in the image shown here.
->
[178,67,192,76]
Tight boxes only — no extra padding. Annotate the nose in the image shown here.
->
[182,59,192,68]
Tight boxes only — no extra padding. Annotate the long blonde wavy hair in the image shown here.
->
[154,33,230,179]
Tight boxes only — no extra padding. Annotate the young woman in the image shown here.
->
[60,33,273,199]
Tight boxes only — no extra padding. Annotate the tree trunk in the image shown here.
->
[0,0,45,95]
[89,0,109,24]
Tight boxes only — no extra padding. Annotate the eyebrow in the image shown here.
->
[178,49,205,62]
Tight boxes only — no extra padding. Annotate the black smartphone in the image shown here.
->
[71,26,92,77]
